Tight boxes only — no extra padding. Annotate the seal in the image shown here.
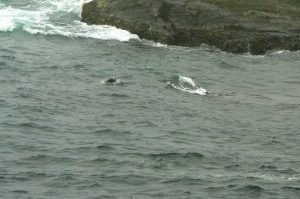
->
[105,78,117,84]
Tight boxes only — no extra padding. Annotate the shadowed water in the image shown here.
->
[1,1,300,199]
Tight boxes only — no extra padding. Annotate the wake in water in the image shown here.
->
[167,75,209,96]
[0,0,139,41]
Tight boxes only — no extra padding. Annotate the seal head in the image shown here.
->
[105,78,117,84]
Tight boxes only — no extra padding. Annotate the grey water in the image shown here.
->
[1,1,300,199]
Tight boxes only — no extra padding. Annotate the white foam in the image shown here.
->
[188,87,209,95]
[25,22,139,41]
[270,50,290,55]
[167,75,209,96]
[0,6,48,32]
[179,75,196,87]
[242,52,266,58]
[249,173,299,182]
[168,83,208,96]
[0,0,139,41]
[142,40,168,48]
[0,17,15,32]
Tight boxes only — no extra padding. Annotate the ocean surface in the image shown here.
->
[1,0,300,198]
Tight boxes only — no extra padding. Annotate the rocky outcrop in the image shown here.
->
[81,0,300,54]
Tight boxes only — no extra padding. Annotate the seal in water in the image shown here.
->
[105,78,117,84]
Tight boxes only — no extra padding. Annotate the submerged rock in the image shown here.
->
[81,0,300,54]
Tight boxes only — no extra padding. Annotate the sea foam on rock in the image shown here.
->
[81,0,300,55]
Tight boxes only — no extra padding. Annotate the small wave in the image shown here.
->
[76,182,102,189]
[96,145,114,150]
[145,152,204,162]
[242,53,266,58]
[284,80,300,85]
[11,190,28,194]
[162,177,205,185]
[23,154,75,164]
[282,186,300,191]
[218,61,240,69]
[0,61,7,66]
[224,164,240,170]
[48,173,76,187]
[249,172,300,182]
[260,165,277,170]
[269,49,290,55]
[110,94,130,98]
[141,39,168,48]
[1,55,16,60]
[0,0,139,42]
[93,128,131,135]
[167,75,209,96]
[91,157,112,163]
[7,121,58,132]
[236,185,264,193]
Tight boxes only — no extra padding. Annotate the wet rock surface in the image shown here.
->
[81,0,300,54]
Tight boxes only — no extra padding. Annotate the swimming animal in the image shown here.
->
[105,78,117,84]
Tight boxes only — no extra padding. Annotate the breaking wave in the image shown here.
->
[0,0,139,41]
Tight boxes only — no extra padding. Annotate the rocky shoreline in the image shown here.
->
[81,0,300,54]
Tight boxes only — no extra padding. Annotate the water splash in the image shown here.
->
[0,0,139,41]
[167,75,209,96]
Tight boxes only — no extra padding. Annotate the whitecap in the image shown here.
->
[24,22,139,41]
[178,75,196,88]
[141,40,168,48]
[269,50,290,55]
[242,52,266,58]
[167,75,209,96]
[0,0,139,42]
[0,6,48,32]
[0,17,15,32]
[249,173,300,182]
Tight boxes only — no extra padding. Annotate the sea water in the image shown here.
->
[1,1,300,198]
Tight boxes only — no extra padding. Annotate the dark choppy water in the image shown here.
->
[1,1,300,198]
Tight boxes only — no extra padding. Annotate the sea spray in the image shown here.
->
[0,0,139,41]
[167,75,209,96]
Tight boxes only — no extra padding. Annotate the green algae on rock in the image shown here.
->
[81,0,300,54]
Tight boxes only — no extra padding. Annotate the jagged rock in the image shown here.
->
[81,0,300,54]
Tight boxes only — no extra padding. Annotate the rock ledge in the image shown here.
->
[81,0,300,54]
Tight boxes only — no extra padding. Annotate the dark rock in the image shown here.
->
[81,0,300,55]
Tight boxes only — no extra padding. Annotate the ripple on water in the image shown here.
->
[92,128,132,135]
[282,187,300,191]
[235,185,265,196]
[1,55,16,60]
[47,173,76,188]
[162,176,206,185]
[248,166,300,182]
[21,154,76,166]
[0,61,7,66]
[140,152,205,166]
[96,145,114,150]
[147,152,204,159]
[11,190,29,194]
[218,61,241,69]
[4,122,58,133]
[99,174,158,186]
[110,93,131,98]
